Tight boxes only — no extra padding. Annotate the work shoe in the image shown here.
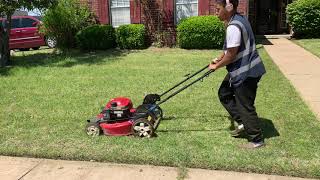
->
[230,124,245,137]
[239,141,265,149]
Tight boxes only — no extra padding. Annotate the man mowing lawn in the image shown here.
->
[209,0,266,149]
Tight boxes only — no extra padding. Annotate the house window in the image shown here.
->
[175,0,198,24]
[110,0,131,27]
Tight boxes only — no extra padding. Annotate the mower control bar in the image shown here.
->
[156,69,214,106]
[159,65,210,97]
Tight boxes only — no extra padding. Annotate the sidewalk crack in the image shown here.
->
[18,159,44,180]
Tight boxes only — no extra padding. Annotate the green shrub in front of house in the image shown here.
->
[115,24,147,49]
[76,25,116,50]
[287,0,320,38]
[177,16,225,49]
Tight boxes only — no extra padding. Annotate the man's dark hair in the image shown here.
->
[216,0,239,9]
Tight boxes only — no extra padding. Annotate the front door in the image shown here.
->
[256,0,278,35]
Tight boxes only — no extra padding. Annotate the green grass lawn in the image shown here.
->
[293,39,320,58]
[1,47,320,178]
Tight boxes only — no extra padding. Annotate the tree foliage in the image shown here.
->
[41,0,96,49]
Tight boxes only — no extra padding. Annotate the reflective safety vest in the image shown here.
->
[223,13,266,87]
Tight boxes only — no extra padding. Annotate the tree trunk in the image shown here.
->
[0,22,5,67]
[4,14,12,66]
[0,26,4,67]
[0,13,13,67]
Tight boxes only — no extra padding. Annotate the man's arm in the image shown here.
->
[212,52,225,63]
[210,24,241,70]
[209,46,239,70]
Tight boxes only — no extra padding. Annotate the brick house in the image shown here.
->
[81,0,292,44]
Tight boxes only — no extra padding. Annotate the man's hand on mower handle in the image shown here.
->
[211,57,221,64]
[208,58,221,70]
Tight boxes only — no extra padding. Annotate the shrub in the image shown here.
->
[115,24,146,49]
[41,0,97,49]
[76,25,116,50]
[287,0,320,38]
[177,16,225,49]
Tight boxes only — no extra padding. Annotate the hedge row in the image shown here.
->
[76,24,146,50]
[116,24,146,49]
[287,0,320,38]
[49,2,320,51]
[76,25,116,50]
[177,16,225,49]
[75,16,226,50]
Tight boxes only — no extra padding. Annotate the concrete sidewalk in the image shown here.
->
[0,156,313,180]
[263,38,320,119]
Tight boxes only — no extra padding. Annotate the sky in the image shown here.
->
[24,8,42,16]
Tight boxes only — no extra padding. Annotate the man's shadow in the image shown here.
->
[157,116,280,139]
[260,118,280,139]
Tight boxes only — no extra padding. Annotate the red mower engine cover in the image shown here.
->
[106,97,133,109]
[102,97,135,119]
[96,97,136,136]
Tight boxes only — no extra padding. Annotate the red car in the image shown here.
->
[0,16,54,50]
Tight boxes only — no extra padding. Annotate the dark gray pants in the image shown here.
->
[218,73,263,143]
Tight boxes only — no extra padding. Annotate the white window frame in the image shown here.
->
[175,0,199,24]
[110,0,131,27]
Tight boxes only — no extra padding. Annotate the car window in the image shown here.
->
[11,19,21,28]
[21,18,37,28]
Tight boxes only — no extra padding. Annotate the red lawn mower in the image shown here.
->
[85,64,214,138]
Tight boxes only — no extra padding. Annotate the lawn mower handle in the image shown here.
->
[159,64,210,97]
[156,68,214,106]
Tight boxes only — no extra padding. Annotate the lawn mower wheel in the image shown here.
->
[132,118,155,138]
[85,122,102,137]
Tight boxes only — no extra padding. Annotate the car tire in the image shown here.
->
[46,37,57,48]
[32,47,40,50]
[19,48,30,51]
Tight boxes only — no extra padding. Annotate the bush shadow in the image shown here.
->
[0,66,12,76]
[256,38,274,46]
[1,48,133,76]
